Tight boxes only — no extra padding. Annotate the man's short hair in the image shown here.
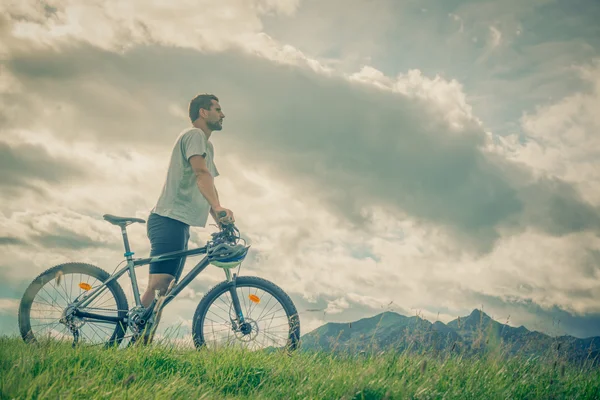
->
[189,94,219,122]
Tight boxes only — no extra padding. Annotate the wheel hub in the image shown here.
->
[240,322,253,335]
[127,306,147,333]
[233,318,259,342]
[58,305,86,346]
[60,305,85,329]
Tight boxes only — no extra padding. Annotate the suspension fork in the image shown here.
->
[224,269,246,324]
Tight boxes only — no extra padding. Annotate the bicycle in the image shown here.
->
[17,212,301,351]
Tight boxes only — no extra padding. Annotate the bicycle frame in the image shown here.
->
[72,242,242,325]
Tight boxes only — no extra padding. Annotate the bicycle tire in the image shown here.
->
[192,276,300,351]
[18,262,129,347]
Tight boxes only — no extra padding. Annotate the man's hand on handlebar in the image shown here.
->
[212,206,235,228]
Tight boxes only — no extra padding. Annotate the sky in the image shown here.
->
[1,0,600,341]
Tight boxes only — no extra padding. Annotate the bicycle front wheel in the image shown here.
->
[18,262,129,347]
[192,276,300,351]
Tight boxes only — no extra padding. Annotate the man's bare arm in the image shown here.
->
[210,188,220,224]
[189,155,234,223]
[189,155,220,209]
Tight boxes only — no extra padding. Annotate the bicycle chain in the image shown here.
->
[75,306,130,313]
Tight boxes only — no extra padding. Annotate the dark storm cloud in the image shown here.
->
[0,236,26,246]
[469,291,600,339]
[30,229,120,251]
[0,141,86,197]
[4,43,600,253]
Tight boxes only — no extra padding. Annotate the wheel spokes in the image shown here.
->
[202,285,291,350]
[27,272,121,345]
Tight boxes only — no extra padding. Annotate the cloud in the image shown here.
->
[351,66,479,131]
[1,0,300,53]
[30,229,118,250]
[261,0,598,142]
[0,140,87,197]
[482,56,600,233]
[489,26,502,48]
[0,298,19,315]
[512,60,600,203]
[2,38,599,275]
[325,297,350,315]
[475,25,503,63]
[1,210,124,251]
[448,13,464,33]
[468,292,600,339]
[0,236,26,246]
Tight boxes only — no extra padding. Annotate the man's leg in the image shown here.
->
[142,212,190,315]
[139,273,176,344]
[135,214,189,344]
[141,273,175,308]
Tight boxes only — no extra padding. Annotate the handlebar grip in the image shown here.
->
[217,210,233,227]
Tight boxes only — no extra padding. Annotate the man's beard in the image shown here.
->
[207,120,223,131]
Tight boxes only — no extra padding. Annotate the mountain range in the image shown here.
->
[300,309,600,366]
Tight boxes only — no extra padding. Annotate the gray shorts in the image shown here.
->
[147,213,190,281]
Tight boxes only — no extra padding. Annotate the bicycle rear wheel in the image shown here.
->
[18,262,129,347]
[192,276,300,351]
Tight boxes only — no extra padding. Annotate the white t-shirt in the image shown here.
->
[151,127,219,227]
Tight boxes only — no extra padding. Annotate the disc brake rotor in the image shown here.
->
[233,318,259,342]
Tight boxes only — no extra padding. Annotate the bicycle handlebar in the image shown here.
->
[216,210,233,227]
[216,210,229,219]
[213,210,239,242]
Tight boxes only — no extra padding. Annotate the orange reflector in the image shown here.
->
[249,294,260,304]
[79,282,92,291]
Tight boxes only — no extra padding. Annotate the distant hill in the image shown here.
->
[300,309,600,366]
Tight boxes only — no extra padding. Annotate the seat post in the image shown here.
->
[120,224,134,258]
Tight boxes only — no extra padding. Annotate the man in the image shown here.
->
[141,93,234,309]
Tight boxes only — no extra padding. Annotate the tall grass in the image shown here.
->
[1,336,599,399]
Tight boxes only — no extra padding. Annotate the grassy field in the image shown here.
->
[1,336,599,399]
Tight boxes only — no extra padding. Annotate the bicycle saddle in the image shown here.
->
[103,214,146,226]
